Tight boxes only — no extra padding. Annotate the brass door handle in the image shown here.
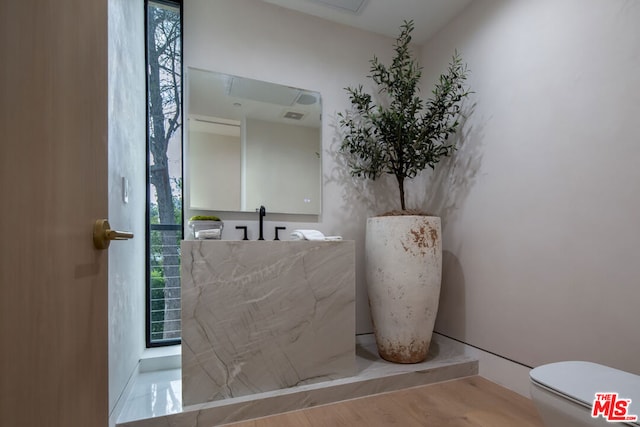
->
[93,219,134,250]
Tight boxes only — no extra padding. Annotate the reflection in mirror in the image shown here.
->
[187,68,322,215]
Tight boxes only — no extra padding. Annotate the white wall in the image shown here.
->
[184,0,406,332]
[108,0,146,418]
[422,0,640,374]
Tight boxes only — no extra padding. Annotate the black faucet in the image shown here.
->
[257,205,266,240]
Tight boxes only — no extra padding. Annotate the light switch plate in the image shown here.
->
[122,176,129,204]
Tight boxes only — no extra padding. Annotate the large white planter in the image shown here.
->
[366,216,442,363]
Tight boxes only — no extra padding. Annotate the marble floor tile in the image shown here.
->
[117,333,478,426]
[117,369,182,422]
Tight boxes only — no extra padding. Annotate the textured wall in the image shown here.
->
[108,0,146,414]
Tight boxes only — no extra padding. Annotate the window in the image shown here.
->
[145,0,183,347]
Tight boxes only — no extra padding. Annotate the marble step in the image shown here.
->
[117,333,478,427]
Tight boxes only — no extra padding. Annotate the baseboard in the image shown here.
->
[433,332,532,398]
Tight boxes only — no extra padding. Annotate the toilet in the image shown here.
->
[530,361,640,427]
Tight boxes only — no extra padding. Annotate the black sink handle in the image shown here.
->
[235,225,249,240]
[274,226,286,241]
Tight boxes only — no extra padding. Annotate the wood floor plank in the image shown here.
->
[228,410,314,427]
[221,376,545,427]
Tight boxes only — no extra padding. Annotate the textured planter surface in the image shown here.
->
[366,216,442,363]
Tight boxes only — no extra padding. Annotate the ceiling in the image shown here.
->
[188,68,322,130]
[261,0,473,45]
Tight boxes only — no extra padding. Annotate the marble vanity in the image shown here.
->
[180,240,356,406]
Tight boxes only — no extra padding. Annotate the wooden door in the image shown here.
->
[0,1,109,426]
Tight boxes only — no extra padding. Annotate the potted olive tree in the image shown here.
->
[338,20,470,363]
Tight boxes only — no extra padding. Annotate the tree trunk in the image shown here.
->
[397,175,406,211]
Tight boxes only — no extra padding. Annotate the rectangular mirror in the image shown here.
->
[187,67,322,215]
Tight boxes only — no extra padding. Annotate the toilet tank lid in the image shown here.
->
[530,361,640,409]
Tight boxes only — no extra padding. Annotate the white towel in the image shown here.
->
[290,229,343,241]
[195,228,221,239]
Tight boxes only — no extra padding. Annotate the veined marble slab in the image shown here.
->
[180,240,356,406]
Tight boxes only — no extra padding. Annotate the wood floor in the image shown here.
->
[221,376,545,427]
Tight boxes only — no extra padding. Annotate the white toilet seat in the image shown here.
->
[530,361,640,426]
